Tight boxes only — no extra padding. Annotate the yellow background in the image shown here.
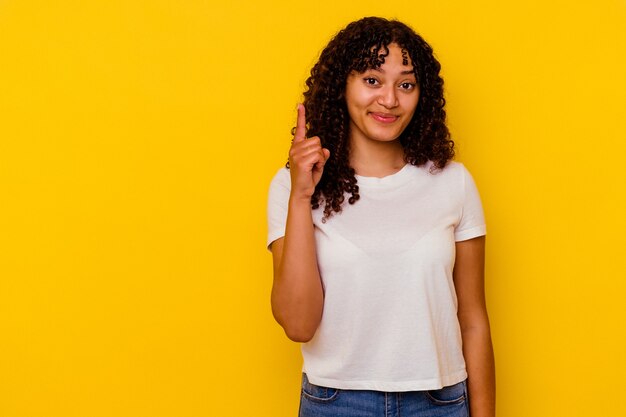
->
[1,1,625,416]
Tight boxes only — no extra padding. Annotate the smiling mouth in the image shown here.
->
[369,112,399,123]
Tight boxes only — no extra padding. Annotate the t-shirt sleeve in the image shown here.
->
[454,164,487,242]
[266,167,291,250]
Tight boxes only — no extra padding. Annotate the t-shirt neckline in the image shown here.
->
[354,163,415,188]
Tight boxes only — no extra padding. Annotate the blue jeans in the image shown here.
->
[299,373,470,417]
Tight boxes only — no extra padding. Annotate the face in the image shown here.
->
[344,43,419,146]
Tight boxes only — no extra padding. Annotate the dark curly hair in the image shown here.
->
[289,16,454,220]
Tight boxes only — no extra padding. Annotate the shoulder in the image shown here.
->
[419,161,482,201]
[441,160,468,175]
[443,161,480,187]
[269,167,291,190]
[421,160,471,183]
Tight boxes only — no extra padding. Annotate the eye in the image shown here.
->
[363,77,380,86]
[399,82,416,91]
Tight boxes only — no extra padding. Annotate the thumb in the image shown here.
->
[322,148,331,162]
[316,148,331,170]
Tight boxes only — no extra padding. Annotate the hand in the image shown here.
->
[288,104,331,201]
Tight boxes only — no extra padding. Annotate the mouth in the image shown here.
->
[369,112,399,123]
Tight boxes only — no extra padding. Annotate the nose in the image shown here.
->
[377,85,399,109]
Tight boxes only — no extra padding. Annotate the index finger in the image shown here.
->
[294,103,307,142]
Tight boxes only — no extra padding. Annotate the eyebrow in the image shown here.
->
[370,67,415,75]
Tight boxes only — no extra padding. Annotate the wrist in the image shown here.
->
[288,193,312,207]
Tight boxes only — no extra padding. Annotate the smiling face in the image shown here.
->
[345,43,420,148]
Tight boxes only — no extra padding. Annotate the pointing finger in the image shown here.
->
[294,103,307,142]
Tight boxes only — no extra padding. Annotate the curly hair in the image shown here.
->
[289,16,454,221]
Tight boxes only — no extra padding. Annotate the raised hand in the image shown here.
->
[288,104,331,201]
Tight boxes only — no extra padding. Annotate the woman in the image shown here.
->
[267,17,495,417]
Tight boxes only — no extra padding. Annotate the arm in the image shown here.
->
[454,236,496,417]
[270,104,330,342]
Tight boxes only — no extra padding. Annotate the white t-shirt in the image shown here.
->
[266,161,486,392]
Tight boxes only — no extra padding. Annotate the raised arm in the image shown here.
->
[454,236,496,417]
[270,104,331,342]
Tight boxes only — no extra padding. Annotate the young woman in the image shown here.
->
[267,17,495,417]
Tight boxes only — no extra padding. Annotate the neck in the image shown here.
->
[349,138,406,178]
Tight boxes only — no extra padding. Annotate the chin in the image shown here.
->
[369,131,402,142]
